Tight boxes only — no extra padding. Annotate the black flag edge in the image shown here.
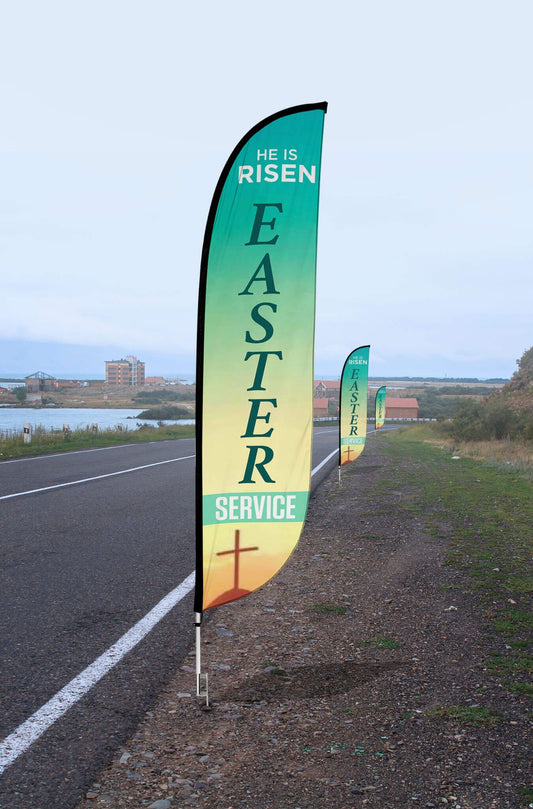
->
[194,102,328,613]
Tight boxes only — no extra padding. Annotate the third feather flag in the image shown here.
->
[339,345,370,466]
[375,385,386,429]
[195,103,327,613]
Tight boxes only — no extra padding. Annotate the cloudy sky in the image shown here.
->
[2,1,531,379]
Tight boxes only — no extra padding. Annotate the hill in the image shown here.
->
[495,346,533,415]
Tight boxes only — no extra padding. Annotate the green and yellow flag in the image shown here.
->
[375,385,386,429]
[339,345,370,466]
[195,103,327,613]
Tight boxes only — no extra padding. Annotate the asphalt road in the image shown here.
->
[0,426,341,809]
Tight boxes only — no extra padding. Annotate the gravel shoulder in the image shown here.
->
[76,433,532,809]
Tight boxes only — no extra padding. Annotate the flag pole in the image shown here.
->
[338,403,342,486]
[195,611,209,707]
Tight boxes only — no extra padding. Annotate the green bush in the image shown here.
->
[483,399,519,440]
[442,399,485,440]
[441,398,532,442]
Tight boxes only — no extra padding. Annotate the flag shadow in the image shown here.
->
[221,659,406,703]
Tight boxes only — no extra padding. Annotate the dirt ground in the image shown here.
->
[76,434,532,809]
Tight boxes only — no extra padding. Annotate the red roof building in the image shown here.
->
[385,397,419,419]
[314,380,341,400]
[313,397,329,418]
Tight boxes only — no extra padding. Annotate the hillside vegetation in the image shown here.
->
[440,347,533,443]
[499,346,533,411]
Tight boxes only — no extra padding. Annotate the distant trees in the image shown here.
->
[136,405,192,420]
[416,390,454,420]
[133,389,195,405]
[15,387,27,403]
[367,384,504,422]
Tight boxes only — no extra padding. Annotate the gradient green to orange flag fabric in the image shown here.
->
[339,346,370,466]
[375,385,386,429]
[194,104,327,613]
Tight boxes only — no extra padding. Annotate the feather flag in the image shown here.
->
[339,346,370,466]
[375,385,386,429]
[194,103,327,613]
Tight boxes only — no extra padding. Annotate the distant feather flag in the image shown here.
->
[339,346,370,466]
[375,385,386,429]
[195,103,327,613]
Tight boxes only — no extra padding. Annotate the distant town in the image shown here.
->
[0,356,195,411]
[0,353,510,421]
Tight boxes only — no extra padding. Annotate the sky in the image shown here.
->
[1,0,531,380]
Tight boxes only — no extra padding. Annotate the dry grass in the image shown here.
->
[451,438,533,475]
[430,437,532,478]
[408,424,533,479]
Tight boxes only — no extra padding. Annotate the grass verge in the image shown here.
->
[0,423,195,459]
[379,425,533,699]
[311,603,347,615]
[425,705,502,726]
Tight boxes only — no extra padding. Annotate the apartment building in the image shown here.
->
[105,356,145,386]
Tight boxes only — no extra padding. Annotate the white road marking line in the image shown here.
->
[311,447,339,474]
[0,455,196,501]
[1,433,341,500]
[0,444,139,463]
[0,446,339,773]
[311,430,377,475]
[0,572,196,774]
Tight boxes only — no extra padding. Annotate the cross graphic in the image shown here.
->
[343,445,355,463]
[217,530,259,591]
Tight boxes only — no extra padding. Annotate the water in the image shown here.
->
[0,408,195,435]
